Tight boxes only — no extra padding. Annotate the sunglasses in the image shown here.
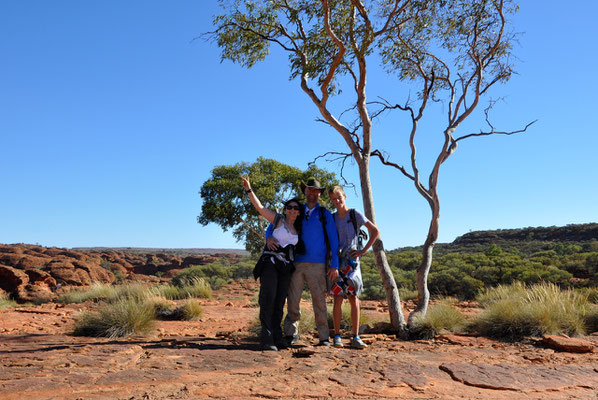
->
[285,205,301,211]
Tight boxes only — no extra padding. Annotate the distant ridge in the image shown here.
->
[71,247,249,256]
[453,223,598,245]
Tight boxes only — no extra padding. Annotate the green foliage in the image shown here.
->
[0,292,18,310]
[171,261,230,290]
[154,299,204,321]
[585,306,598,333]
[157,277,212,300]
[472,283,590,339]
[73,296,156,338]
[198,157,338,255]
[409,300,468,339]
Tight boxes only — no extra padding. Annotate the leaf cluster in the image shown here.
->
[198,157,338,255]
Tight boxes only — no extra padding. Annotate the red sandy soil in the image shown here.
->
[1,281,597,400]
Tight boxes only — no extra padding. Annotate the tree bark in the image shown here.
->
[408,195,439,325]
[358,158,406,331]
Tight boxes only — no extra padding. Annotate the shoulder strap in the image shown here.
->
[318,206,330,254]
[349,209,358,233]
[273,213,282,229]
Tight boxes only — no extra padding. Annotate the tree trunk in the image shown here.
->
[358,159,406,331]
[408,197,439,325]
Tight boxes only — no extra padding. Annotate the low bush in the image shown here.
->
[157,278,212,300]
[171,262,231,290]
[73,296,155,338]
[409,300,468,339]
[585,307,598,333]
[59,282,157,304]
[472,282,590,339]
[0,293,18,310]
[153,298,203,321]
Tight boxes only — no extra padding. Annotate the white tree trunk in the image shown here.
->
[358,159,406,331]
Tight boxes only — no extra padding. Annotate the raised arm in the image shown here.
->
[241,174,276,223]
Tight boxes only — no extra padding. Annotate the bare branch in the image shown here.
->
[309,151,356,188]
[370,150,415,181]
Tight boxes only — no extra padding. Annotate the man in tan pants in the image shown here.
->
[267,178,339,346]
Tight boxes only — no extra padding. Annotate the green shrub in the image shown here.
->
[578,287,598,304]
[399,288,418,301]
[157,278,212,300]
[409,300,467,339]
[0,292,18,310]
[58,282,119,304]
[584,306,598,333]
[180,299,203,320]
[172,263,229,290]
[73,296,155,338]
[472,282,590,339]
[154,299,203,321]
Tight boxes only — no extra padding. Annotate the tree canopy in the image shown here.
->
[198,157,339,255]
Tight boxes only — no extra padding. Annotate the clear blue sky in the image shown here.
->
[1,1,596,250]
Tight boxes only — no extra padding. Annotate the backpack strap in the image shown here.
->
[318,206,330,256]
[273,213,283,230]
[349,209,358,234]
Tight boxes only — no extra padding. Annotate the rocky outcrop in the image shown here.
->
[0,244,245,303]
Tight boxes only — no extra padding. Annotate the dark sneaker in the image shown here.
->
[275,340,288,350]
[261,344,278,351]
[350,336,367,349]
[333,335,343,348]
[285,335,299,346]
[318,339,332,347]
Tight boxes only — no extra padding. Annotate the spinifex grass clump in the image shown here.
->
[59,282,158,304]
[157,277,212,300]
[584,306,598,333]
[153,298,204,321]
[409,299,468,339]
[73,296,156,338]
[473,282,590,339]
[0,292,18,310]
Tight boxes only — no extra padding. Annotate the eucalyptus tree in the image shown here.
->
[209,0,415,331]
[198,157,338,255]
[371,0,534,322]
[208,0,530,327]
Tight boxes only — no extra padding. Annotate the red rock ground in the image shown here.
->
[1,281,597,400]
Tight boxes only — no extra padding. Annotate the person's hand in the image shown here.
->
[266,236,279,251]
[350,249,365,259]
[241,174,251,191]
[327,267,339,282]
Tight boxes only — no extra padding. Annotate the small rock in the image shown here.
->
[542,335,595,353]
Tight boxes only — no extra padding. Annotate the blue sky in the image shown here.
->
[1,1,596,250]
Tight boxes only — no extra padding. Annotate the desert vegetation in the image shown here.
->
[69,280,208,338]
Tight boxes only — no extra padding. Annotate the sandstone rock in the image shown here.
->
[0,265,29,294]
[17,255,50,269]
[440,361,598,391]
[542,335,595,353]
[23,268,57,287]
[47,261,84,286]
[0,253,22,267]
[16,284,56,303]
[73,261,115,284]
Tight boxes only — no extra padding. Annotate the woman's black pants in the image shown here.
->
[258,261,291,345]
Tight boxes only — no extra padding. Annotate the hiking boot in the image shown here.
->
[318,339,332,347]
[333,335,344,348]
[350,336,367,349]
[275,339,288,350]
